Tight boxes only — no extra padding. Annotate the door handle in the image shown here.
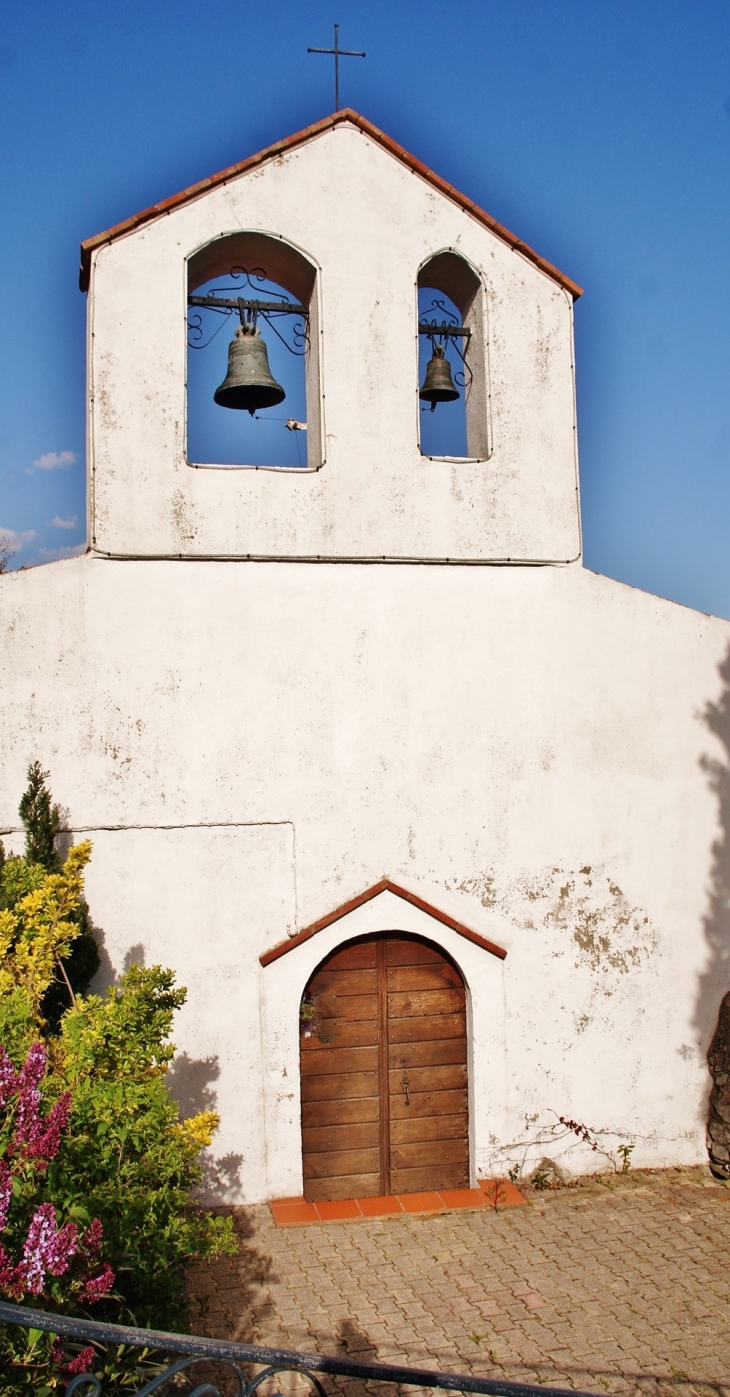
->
[401,1076,410,1106]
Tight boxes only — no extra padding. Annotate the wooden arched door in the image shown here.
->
[300,934,468,1201]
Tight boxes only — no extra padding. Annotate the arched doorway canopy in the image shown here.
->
[260,878,507,967]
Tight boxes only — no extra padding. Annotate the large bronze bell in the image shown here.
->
[419,343,459,411]
[214,323,285,415]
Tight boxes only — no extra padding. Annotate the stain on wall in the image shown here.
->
[451,863,658,988]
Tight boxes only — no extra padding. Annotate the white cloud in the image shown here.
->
[36,542,87,563]
[51,515,79,530]
[0,527,38,556]
[32,450,78,471]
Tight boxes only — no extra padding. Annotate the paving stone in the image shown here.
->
[188,1168,730,1397]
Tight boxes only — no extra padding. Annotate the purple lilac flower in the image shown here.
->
[50,1340,96,1378]
[8,1040,71,1166]
[23,1091,72,1165]
[67,1345,96,1375]
[81,1217,103,1259]
[18,1203,79,1294]
[0,1048,19,1107]
[0,1241,19,1293]
[0,1161,11,1231]
[19,1042,47,1088]
[79,1263,115,1303]
[13,1044,48,1148]
[13,1084,43,1153]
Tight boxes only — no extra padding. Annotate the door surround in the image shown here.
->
[258,882,507,1201]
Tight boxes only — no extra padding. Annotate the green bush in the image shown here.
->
[0,766,236,1391]
[53,963,234,1329]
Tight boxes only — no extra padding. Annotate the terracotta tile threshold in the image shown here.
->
[270,1179,527,1227]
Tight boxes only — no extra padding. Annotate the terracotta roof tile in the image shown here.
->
[79,109,582,298]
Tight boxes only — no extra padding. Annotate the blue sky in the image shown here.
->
[1,0,730,616]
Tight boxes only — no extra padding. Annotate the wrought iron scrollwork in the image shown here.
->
[418,297,460,336]
[187,266,309,357]
[186,306,234,351]
[418,297,473,395]
[63,1356,328,1397]
[249,1363,329,1397]
[63,1377,102,1397]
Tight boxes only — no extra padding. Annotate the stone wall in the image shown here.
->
[707,991,730,1178]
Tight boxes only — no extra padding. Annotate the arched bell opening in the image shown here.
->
[299,931,470,1202]
[416,250,490,462]
[186,231,322,470]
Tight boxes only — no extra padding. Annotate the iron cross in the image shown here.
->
[308,24,365,112]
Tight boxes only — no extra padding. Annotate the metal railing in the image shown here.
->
[0,1299,601,1397]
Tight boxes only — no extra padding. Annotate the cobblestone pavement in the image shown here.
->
[187,1168,730,1397]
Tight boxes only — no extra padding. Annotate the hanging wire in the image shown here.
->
[245,413,308,468]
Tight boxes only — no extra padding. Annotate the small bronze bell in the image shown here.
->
[419,343,459,411]
[214,323,285,415]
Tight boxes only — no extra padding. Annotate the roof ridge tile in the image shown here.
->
[78,110,582,298]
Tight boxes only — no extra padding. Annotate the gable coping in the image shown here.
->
[259,876,508,966]
[79,109,582,299]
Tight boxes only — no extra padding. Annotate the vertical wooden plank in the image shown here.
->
[301,937,382,1200]
[376,937,390,1196]
[385,935,469,1195]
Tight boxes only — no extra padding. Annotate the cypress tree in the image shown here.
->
[17,762,100,1024]
[18,760,61,871]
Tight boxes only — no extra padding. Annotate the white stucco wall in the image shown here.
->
[87,122,580,563]
[3,118,727,1200]
[1,554,728,1200]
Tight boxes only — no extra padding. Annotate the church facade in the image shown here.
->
[1,111,729,1201]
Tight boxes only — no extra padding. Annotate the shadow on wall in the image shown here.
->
[90,930,147,993]
[166,1050,219,1117]
[698,646,730,1174]
[90,937,241,1195]
[167,1051,243,1198]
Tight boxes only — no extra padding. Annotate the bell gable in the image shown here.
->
[83,111,582,564]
